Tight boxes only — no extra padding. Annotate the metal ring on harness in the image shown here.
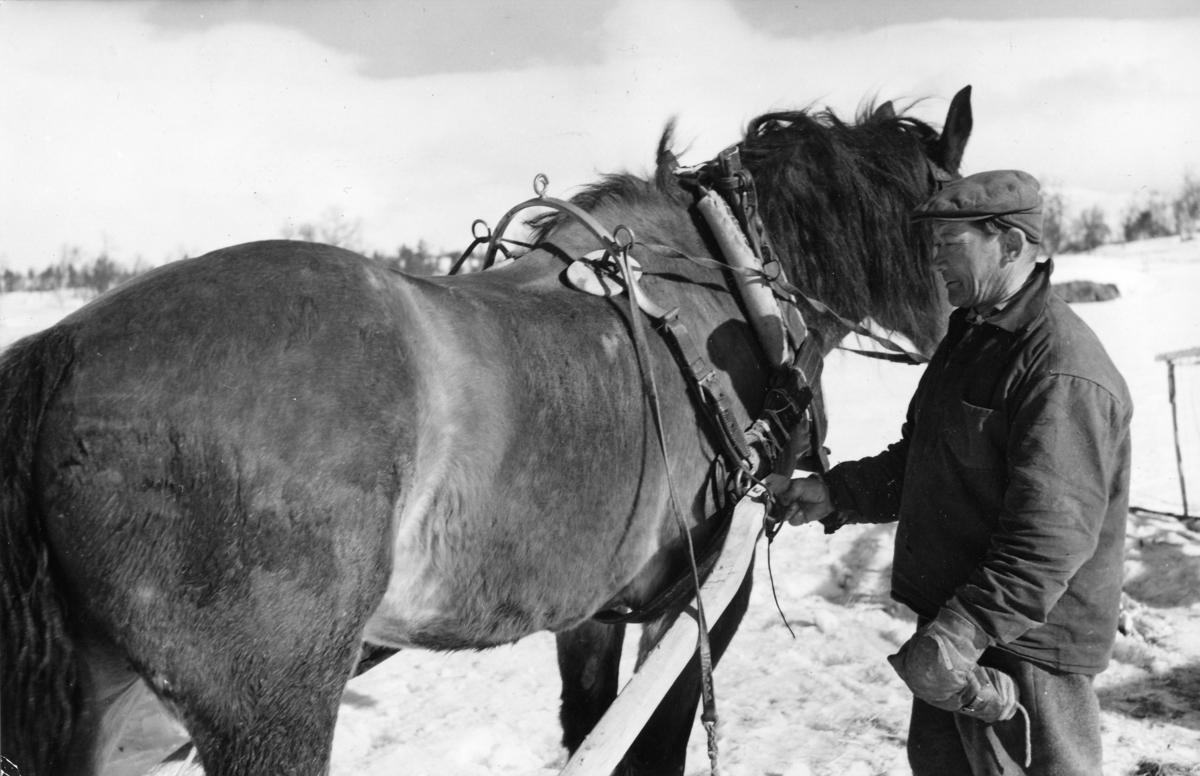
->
[613,224,635,252]
[448,219,494,276]
[483,175,630,271]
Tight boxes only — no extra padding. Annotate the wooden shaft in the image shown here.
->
[559,489,768,776]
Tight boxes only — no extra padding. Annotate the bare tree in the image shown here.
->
[1175,170,1200,241]
[1070,206,1110,252]
[1041,187,1066,257]
[372,241,452,276]
[1121,190,1174,242]
[282,207,364,251]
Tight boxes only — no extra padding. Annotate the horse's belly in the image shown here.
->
[363,541,621,651]
[363,491,663,651]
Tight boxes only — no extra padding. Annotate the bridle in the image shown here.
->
[927,154,958,192]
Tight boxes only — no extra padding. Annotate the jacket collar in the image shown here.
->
[951,259,1053,334]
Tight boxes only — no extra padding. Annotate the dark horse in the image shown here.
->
[1,87,972,776]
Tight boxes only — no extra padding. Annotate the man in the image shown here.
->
[768,170,1132,775]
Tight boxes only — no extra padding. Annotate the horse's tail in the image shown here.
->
[0,326,82,776]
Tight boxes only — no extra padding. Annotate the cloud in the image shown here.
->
[1,1,1197,272]
[141,0,616,79]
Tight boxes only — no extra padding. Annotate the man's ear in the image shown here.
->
[1001,228,1026,263]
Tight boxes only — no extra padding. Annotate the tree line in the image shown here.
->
[1,232,465,295]
[5,172,1199,294]
[1041,170,1200,255]
[282,214,466,276]
[2,248,141,294]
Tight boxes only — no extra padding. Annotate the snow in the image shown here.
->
[2,236,1199,776]
[0,287,92,346]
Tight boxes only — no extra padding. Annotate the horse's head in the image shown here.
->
[654,86,973,357]
[533,87,972,358]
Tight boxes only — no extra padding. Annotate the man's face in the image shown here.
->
[931,221,1006,310]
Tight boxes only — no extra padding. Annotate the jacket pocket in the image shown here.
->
[942,400,1006,470]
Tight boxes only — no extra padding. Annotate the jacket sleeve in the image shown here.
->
[946,373,1131,643]
[821,395,916,526]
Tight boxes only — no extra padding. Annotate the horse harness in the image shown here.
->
[453,150,931,774]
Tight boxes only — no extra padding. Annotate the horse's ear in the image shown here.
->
[937,85,973,174]
[873,101,896,120]
[655,117,683,191]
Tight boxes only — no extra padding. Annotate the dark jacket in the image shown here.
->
[824,260,1132,674]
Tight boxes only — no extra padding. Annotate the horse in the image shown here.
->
[0,85,972,776]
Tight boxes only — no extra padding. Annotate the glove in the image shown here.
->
[887,607,992,705]
[920,664,1020,723]
[959,666,1021,723]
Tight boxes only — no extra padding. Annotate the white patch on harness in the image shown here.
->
[566,250,642,298]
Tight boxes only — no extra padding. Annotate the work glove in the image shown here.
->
[916,663,1020,723]
[956,666,1021,723]
[888,607,1017,722]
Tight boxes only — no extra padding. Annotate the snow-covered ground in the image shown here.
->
[2,236,1198,776]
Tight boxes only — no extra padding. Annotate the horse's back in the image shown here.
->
[54,239,418,423]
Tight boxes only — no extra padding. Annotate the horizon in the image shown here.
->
[3,0,1199,273]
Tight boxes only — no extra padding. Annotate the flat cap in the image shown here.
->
[912,169,1043,243]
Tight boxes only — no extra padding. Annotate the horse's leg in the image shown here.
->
[619,562,755,776]
[556,619,627,754]
[160,617,365,776]
[68,628,191,776]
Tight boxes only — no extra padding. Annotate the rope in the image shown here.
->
[1015,702,1032,768]
[765,526,796,640]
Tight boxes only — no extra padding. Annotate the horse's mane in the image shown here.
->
[736,104,946,351]
[534,102,948,353]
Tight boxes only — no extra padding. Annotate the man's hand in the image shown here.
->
[958,666,1021,723]
[763,473,835,526]
[907,666,1021,724]
[887,608,993,706]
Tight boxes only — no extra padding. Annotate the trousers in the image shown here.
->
[906,647,1103,775]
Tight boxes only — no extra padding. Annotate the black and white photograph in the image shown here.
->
[2,2,1199,775]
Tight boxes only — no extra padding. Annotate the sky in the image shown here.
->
[2,0,1199,273]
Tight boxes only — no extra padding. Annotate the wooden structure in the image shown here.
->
[1155,346,1200,517]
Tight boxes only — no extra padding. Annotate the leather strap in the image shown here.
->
[656,313,755,468]
[611,249,722,771]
